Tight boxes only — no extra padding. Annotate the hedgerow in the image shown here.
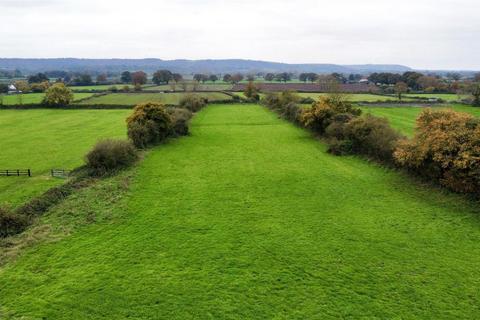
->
[394,109,480,194]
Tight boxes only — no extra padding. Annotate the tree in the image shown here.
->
[467,82,480,106]
[474,73,480,82]
[299,73,308,83]
[264,73,275,81]
[30,81,50,93]
[152,70,173,85]
[209,75,218,83]
[42,83,74,107]
[27,73,49,84]
[72,74,93,86]
[223,74,232,83]
[244,81,260,101]
[231,73,244,84]
[193,74,208,83]
[96,74,107,83]
[14,80,29,93]
[132,71,147,85]
[172,73,183,83]
[121,71,132,84]
[275,72,291,83]
[417,76,443,92]
[0,83,7,105]
[330,73,347,84]
[180,80,189,92]
[402,71,424,90]
[447,72,462,81]
[394,82,408,100]
[246,74,255,81]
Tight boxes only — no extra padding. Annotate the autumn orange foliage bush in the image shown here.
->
[394,109,480,194]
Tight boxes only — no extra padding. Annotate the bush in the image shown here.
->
[301,96,361,135]
[326,115,402,162]
[42,83,74,107]
[179,94,207,112]
[300,97,315,105]
[281,102,303,124]
[108,86,119,92]
[168,107,193,136]
[394,109,480,194]
[126,102,173,148]
[0,206,29,238]
[86,139,138,175]
[262,91,300,111]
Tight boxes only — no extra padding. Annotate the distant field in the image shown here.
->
[0,109,130,207]
[362,104,480,135]
[403,93,468,102]
[79,92,233,105]
[298,93,417,102]
[146,84,233,91]
[68,85,134,91]
[1,93,94,105]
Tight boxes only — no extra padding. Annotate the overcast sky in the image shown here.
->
[0,0,479,70]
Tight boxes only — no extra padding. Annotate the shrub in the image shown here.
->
[394,109,480,194]
[30,81,50,93]
[108,86,119,92]
[244,81,260,101]
[300,97,315,105]
[134,84,142,92]
[179,94,207,112]
[281,102,303,124]
[126,102,172,148]
[168,107,193,136]
[0,207,29,238]
[301,96,361,135]
[326,115,402,162]
[86,139,138,175]
[42,83,74,107]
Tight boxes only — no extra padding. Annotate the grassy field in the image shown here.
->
[1,105,479,318]
[1,93,94,105]
[0,109,130,207]
[68,85,134,91]
[78,92,233,105]
[298,93,417,102]
[403,93,468,102]
[362,104,480,135]
[146,84,233,91]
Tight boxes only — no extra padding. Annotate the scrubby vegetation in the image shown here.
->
[178,94,208,112]
[42,83,74,107]
[85,139,138,175]
[0,206,28,238]
[126,102,172,148]
[395,109,480,194]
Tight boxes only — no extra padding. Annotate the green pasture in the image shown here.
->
[0,109,130,207]
[78,92,233,105]
[146,84,233,91]
[362,104,480,135]
[0,93,94,105]
[403,93,468,102]
[1,105,479,318]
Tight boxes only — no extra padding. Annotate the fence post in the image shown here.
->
[17,169,19,176]
[28,169,31,177]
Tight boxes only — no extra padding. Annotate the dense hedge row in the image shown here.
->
[263,91,480,197]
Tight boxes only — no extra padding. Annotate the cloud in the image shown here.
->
[0,0,479,70]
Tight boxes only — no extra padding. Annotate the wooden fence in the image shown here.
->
[51,169,71,178]
[0,169,31,177]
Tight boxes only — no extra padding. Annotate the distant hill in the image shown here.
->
[0,58,412,75]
